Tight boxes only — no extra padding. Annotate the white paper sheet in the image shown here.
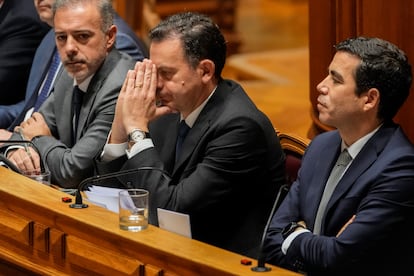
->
[157,208,192,238]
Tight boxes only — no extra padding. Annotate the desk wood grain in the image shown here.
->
[0,167,300,275]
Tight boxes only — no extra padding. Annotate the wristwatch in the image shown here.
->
[128,128,150,148]
[282,222,305,239]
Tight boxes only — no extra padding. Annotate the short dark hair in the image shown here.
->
[335,37,412,121]
[149,12,227,80]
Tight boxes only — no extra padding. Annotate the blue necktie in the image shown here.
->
[33,50,60,111]
[72,86,84,143]
[175,120,190,162]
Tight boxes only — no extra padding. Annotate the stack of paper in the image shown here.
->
[84,185,124,213]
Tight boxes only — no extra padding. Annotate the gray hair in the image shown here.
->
[52,0,114,33]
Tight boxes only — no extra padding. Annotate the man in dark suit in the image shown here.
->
[5,0,135,188]
[0,0,147,133]
[96,12,285,257]
[263,37,414,275]
[0,0,49,127]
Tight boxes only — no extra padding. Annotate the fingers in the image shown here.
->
[125,69,137,94]
[120,70,132,94]
[134,59,155,92]
[336,215,356,237]
[8,148,41,173]
[31,112,44,122]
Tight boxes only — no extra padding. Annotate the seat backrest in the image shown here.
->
[266,130,311,218]
[276,129,310,186]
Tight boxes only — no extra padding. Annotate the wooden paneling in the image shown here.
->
[309,0,414,142]
[0,167,300,276]
[113,0,241,55]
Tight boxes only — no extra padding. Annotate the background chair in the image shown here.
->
[276,129,310,187]
[272,129,310,211]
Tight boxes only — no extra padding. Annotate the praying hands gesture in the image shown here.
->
[109,59,174,144]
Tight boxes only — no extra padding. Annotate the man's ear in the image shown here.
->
[106,25,117,50]
[363,88,380,111]
[198,59,215,83]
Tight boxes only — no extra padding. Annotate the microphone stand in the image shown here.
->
[69,166,171,209]
[251,184,290,272]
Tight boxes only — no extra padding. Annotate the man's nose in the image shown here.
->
[64,36,78,56]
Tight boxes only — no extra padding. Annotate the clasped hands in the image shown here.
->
[293,215,356,237]
[7,112,51,173]
[110,59,174,144]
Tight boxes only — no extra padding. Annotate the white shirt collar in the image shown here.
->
[74,74,94,93]
[342,124,382,159]
[181,86,217,127]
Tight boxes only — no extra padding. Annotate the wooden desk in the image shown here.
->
[0,167,300,275]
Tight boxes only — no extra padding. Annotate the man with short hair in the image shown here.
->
[6,0,135,188]
[97,12,285,257]
[0,0,147,134]
[264,37,414,275]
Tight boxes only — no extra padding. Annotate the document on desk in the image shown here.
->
[157,208,192,238]
[84,185,124,213]
[84,186,192,238]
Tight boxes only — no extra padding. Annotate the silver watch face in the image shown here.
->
[130,130,145,141]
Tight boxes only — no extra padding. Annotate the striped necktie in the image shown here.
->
[33,50,60,111]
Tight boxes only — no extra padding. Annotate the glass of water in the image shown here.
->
[119,189,149,232]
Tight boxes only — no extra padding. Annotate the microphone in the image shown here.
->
[69,166,171,209]
[251,184,290,272]
[0,139,48,174]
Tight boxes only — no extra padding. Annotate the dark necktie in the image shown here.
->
[33,50,60,111]
[72,86,84,143]
[313,149,352,234]
[175,120,190,162]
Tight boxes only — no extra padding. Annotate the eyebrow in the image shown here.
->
[330,69,344,83]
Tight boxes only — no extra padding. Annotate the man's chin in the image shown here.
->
[67,71,89,84]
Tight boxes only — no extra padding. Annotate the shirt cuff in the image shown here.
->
[4,145,24,157]
[281,228,310,255]
[126,139,154,159]
[101,142,128,161]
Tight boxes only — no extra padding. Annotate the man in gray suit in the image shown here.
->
[0,0,147,134]
[5,0,135,188]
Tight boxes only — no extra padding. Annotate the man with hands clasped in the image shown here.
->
[4,0,135,188]
[263,37,414,276]
[97,12,285,257]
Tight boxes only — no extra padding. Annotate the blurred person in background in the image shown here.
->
[0,0,49,128]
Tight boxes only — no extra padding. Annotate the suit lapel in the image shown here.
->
[306,133,342,227]
[171,82,228,173]
[173,115,211,172]
[324,124,396,221]
[75,49,120,140]
[8,32,57,131]
[26,31,57,102]
[53,72,73,146]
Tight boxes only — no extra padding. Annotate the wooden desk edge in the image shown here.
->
[0,167,300,276]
